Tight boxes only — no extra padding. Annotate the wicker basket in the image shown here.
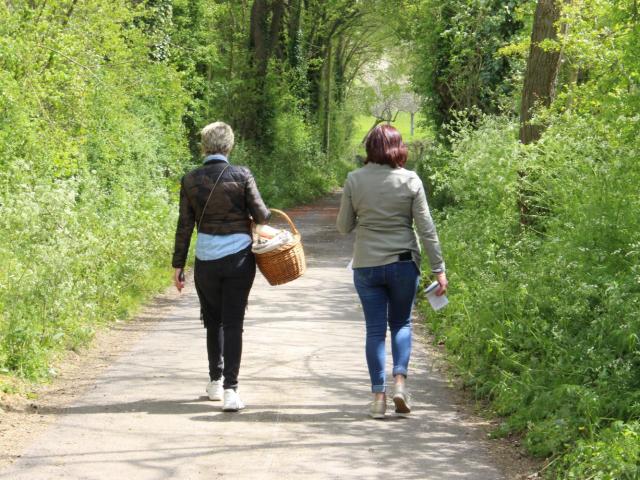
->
[254,209,306,286]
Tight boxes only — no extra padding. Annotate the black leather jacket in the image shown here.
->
[172,159,270,268]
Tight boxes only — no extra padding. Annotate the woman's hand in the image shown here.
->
[435,272,448,296]
[174,268,185,292]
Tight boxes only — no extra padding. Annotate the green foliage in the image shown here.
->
[421,108,640,476]
[0,0,360,383]
[0,0,188,379]
[399,0,527,129]
[555,421,640,479]
[169,1,353,197]
[231,111,336,208]
[409,1,640,476]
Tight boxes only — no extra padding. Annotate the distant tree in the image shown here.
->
[396,92,422,136]
[364,91,422,141]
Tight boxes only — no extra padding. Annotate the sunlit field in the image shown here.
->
[352,111,432,146]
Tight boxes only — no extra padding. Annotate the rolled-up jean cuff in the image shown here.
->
[393,367,408,377]
[371,384,386,393]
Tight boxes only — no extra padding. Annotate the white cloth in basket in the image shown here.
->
[252,230,294,254]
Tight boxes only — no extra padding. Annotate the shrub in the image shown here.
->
[0,0,187,380]
[420,111,640,475]
[0,0,353,385]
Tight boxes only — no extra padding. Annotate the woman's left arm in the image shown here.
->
[412,181,448,294]
[245,171,271,224]
[412,177,445,268]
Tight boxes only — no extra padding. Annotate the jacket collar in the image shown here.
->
[364,162,393,170]
[203,154,228,165]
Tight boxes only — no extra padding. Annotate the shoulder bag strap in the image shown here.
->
[197,164,230,233]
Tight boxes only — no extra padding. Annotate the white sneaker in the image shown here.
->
[206,380,223,401]
[222,389,245,412]
[369,398,387,419]
[393,384,411,416]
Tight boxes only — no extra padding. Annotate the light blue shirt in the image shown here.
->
[195,154,252,261]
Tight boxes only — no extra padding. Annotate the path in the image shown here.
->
[0,193,505,480]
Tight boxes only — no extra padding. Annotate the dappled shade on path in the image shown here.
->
[0,193,503,480]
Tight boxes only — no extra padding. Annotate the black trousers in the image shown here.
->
[194,247,256,391]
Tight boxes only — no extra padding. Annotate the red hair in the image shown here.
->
[364,124,408,168]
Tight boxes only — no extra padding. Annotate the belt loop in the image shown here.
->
[398,251,412,261]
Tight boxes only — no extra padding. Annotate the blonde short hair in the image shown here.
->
[201,121,234,155]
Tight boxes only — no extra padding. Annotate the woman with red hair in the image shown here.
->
[337,124,448,419]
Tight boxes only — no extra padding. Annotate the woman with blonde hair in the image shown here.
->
[172,121,270,412]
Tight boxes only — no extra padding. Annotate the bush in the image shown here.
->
[0,1,353,384]
[420,111,640,475]
[232,107,348,209]
[0,0,187,381]
[555,421,640,480]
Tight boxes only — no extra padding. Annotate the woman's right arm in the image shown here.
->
[172,177,195,270]
[336,175,356,234]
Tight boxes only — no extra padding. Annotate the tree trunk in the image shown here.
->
[333,34,346,104]
[410,113,415,136]
[269,0,286,61]
[519,0,566,145]
[322,39,333,154]
[246,0,287,146]
[249,0,269,77]
[288,0,303,67]
[518,0,569,226]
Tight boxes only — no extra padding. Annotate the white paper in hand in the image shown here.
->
[425,281,448,311]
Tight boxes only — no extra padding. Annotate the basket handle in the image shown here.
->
[269,208,300,237]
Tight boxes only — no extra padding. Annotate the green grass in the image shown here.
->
[352,111,432,146]
[418,112,640,478]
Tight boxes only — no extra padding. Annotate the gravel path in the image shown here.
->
[0,193,505,480]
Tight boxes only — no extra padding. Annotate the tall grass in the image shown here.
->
[417,112,640,478]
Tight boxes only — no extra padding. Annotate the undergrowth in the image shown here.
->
[418,112,640,478]
[0,0,349,389]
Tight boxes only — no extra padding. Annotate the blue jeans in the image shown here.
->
[353,261,420,393]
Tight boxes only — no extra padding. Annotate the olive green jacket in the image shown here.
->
[336,163,445,273]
